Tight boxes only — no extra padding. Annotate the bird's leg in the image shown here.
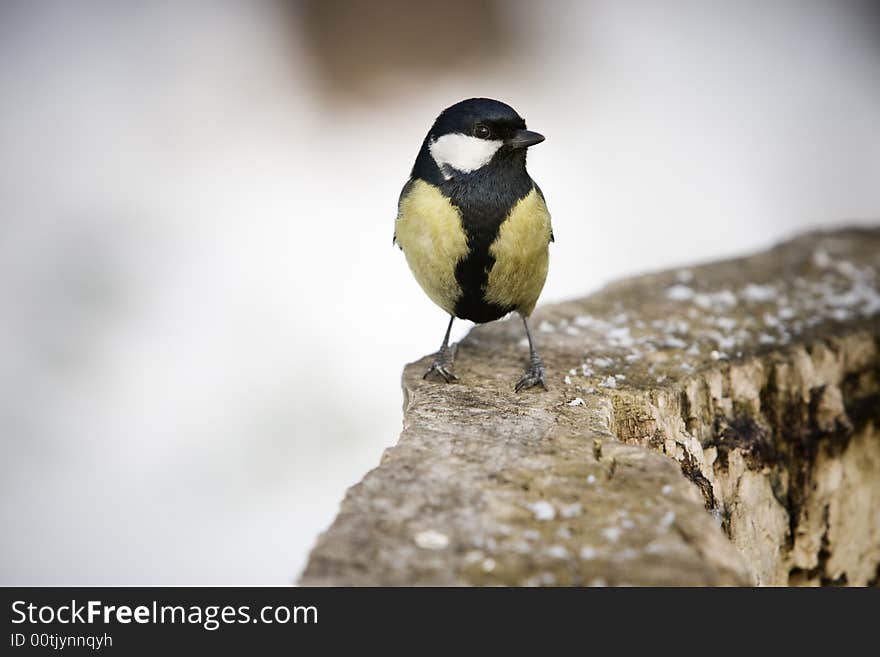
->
[515,314,547,392]
[423,315,458,383]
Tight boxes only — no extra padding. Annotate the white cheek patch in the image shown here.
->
[429,133,504,179]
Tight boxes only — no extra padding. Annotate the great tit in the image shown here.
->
[393,98,553,391]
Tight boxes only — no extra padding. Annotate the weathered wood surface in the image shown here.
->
[301,229,880,586]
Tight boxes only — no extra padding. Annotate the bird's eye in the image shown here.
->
[474,124,491,139]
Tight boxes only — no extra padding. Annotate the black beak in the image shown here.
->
[507,129,545,150]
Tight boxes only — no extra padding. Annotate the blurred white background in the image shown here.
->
[1,0,878,584]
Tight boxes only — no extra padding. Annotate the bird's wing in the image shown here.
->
[393,179,416,248]
[533,181,554,243]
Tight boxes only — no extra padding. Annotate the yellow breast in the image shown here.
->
[484,188,552,317]
[394,180,469,315]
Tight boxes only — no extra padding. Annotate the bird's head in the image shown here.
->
[415,98,544,181]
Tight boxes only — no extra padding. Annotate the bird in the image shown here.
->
[393,98,553,392]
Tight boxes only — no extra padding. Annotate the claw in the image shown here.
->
[423,344,458,383]
[423,362,458,383]
[515,359,547,392]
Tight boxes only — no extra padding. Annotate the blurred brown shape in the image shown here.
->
[296,0,510,99]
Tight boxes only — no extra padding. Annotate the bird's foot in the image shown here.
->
[423,346,458,383]
[515,354,547,392]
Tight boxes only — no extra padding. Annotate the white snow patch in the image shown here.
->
[763,313,782,327]
[666,285,695,301]
[813,248,832,268]
[567,397,584,406]
[837,260,859,278]
[598,376,617,388]
[414,530,449,550]
[694,290,737,309]
[546,545,570,559]
[527,500,556,521]
[464,550,484,564]
[607,326,635,348]
[663,336,687,349]
[741,284,777,302]
[703,329,736,351]
[659,510,676,530]
[561,503,583,518]
[602,527,622,542]
[579,546,597,560]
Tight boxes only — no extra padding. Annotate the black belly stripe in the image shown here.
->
[454,224,510,323]
[437,154,534,323]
